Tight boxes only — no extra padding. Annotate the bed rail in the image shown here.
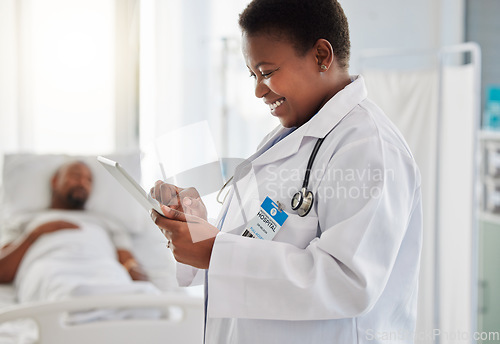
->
[0,293,203,344]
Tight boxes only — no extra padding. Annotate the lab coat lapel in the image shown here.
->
[246,126,297,164]
[250,125,306,167]
[217,126,296,234]
[218,177,260,235]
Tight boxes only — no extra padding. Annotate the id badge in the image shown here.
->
[242,196,288,240]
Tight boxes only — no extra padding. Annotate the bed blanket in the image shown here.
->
[11,211,161,322]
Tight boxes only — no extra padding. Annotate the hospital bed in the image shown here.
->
[0,153,204,344]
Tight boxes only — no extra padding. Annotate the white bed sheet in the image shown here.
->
[0,285,37,344]
[0,286,15,309]
[0,216,188,343]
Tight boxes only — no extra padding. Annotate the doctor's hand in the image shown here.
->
[150,181,207,220]
[151,205,218,269]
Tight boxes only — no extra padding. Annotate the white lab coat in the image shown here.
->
[177,76,422,344]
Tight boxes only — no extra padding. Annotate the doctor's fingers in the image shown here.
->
[151,208,196,242]
[150,181,183,207]
[181,196,208,220]
[152,205,209,233]
[178,187,202,200]
[160,205,219,244]
[150,210,174,240]
[173,187,205,214]
[150,206,188,229]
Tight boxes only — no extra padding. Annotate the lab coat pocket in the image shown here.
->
[274,212,319,249]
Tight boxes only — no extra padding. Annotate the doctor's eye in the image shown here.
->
[249,71,256,79]
[261,67,280,79]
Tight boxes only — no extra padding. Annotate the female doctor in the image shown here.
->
[150,0,423,343]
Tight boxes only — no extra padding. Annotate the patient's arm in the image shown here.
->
[0,221,79,283]
[117,249,148,281]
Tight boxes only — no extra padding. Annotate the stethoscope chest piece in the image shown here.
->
[291,187,314,217]
[290,136,327,217]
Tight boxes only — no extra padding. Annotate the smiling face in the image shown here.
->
[242,32,332,128]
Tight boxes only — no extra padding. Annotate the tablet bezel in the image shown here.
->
[97,156,163,214]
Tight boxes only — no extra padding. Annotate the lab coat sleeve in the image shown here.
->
[176,262,205,287]
[175,218,222,287]
[207,135,421,320]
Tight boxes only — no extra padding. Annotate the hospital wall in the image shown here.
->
[341,0,465,73]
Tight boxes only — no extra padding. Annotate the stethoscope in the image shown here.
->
[216,135,327,217]
[290,136,326,217]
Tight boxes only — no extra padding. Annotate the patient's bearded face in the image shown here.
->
[53,163,93,209]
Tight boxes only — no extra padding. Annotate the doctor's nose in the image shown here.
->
[254,79,270,98]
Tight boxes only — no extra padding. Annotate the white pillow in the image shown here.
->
[1,152,147,234]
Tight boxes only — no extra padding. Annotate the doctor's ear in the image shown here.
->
[313,39,334,72]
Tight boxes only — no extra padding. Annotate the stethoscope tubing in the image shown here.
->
[302,137,326,189]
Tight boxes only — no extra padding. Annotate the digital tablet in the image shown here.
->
[97,156,163,214]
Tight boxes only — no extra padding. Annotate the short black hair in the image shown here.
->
[239,0,350,70]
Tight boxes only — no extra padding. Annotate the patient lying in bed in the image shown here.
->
[0,161,158,304]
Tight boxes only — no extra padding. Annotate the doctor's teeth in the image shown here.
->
[270,99,285,110]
